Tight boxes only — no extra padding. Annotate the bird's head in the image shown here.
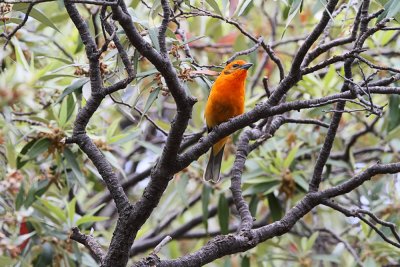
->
[222,60,253,77]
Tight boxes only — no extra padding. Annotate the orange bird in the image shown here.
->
[204,59,253,182]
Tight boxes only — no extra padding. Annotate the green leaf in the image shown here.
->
[150,0,161,19]
[176,173,189,207]
[243,181,280,196]
[32,202,60,223]
[58,94,75,127]
[306,232,319,250]
[223,257,232,267]
[206,0,223,16]
[136,69,159,78]
[249,195,259,217]
[76,215,108,226]
[293,174,309,191]
[64,148,86,187]
[106,118,121,141]
[202,185,212,232]
[103,151,127,180]
[141,87,161,119]
[387,95,400,132]
[86,203,107,217]
[237,0,253,16]
[267,193,282,221]
[17,138,51,169]
[38,198,67,223]
[67,198,77,226]
[24,179,49,208]
[148,27,161,52]
[283,0,303,37]
[0,256,16,266]
[15,182,25,210]
[180,35,205,46]
[34,242,54,267]
[244,176,279,184]
[55,78,89,104]
[39,55,73,65]
[15,231,36,246]
[12,38,29,71]
[311,254,341,263]
[13,4,60,33]
[283,142,302,168]
[26,138,51,159]
[378,0,400,22]
[241,256,250,267]
[39,74,78,81]
[218,193,230,234]
[66,94,76,123]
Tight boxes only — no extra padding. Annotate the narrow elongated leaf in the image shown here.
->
[12,38,29,71]
[378,0,400,22]
[106,118,121,141]
[24,180,49,208]
[136,69,159,78]
[388,95,400,132]
[241,256,250,267]
[15,182,25,210]
[267,193,283,221]
[38,198,67,223]
[56,78,89,104]
[243,181,280,196]
[218,193,229,234]
[202,185,212,231]
[148,27,160,52]
[25,138,51,159]
[32,202,60,224]
[206,0,223,16]
[283,142,302,168]
[311,254,341,263]
[64,148,86,186]
[13,4,60,33]
[16,138,51,169]
[181,35,205,46]
[150,0,161,19]
[76,215,108,226]
[66,94,76,124]
[306,232,319,250]
[58,94,75,127]
[249,195,259,217]
[283,0,303,37]
[0,256,16,266]
[176,173,189,207]
[229,0,239,17]
[293,174,309,191]
[237,0,253,16]
[15,232,36,246]
[103,151,127,180]
[142,87,161,119]
[67,198,77,226]
[39,74,78,81]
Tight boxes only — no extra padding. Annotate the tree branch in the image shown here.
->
[70,227,106,264]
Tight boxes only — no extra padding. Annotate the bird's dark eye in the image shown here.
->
[232,64,239,68]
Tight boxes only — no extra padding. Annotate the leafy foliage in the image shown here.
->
[0,0,400,266]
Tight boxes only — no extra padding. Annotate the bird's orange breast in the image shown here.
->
[205,72,246,129]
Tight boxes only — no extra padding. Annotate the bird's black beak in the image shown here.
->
[240,63,253,70]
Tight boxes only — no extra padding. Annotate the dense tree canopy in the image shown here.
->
[1,0,400,266]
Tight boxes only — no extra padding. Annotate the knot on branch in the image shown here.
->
[239,230,258,246]
[132,254,161,267]
[188,96,198,105]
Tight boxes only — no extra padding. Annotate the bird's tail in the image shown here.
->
[204,138,226,183]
